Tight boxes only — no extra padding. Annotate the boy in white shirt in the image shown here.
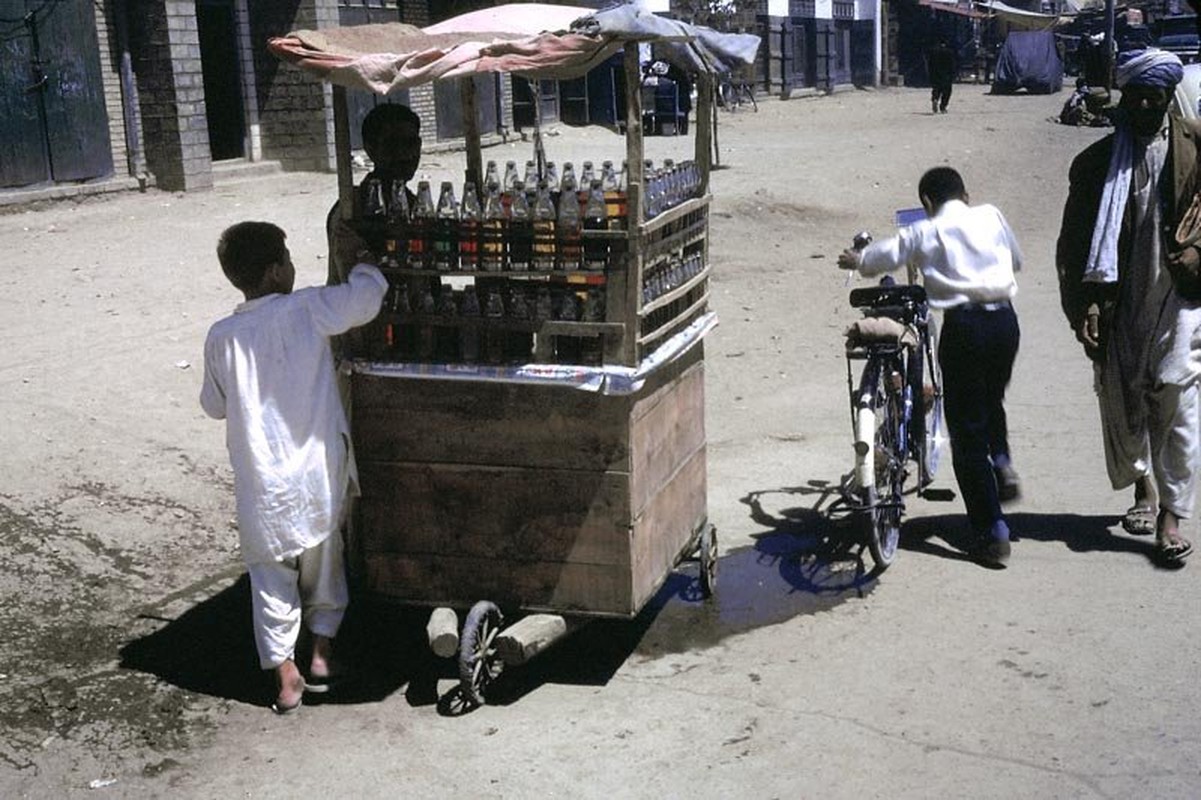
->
[839,167,1022,566]
[201,221,387,712]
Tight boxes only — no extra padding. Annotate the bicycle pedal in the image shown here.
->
[919,487,956,502]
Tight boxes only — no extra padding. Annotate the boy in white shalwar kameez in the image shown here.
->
[200,220,387,713]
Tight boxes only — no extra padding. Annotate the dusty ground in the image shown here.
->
[2,84,1200,798]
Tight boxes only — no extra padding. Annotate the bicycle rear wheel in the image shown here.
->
[867,359,905,570]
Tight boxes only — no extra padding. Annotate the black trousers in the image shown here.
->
[939,303,1020,533]
[931,81,953,111]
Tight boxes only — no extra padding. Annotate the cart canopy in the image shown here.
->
[267,2,761,96]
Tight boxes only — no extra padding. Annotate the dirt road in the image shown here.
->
[3,84,1199,798]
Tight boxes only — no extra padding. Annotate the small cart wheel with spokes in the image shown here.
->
[458,600,504,707]
[698,523,718,597]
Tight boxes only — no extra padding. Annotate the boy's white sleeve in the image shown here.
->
[859,227,915,278]
[308,263,389,336]
[199,334,226,420]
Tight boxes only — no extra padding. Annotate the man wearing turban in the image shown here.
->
[1056,47,1201,566]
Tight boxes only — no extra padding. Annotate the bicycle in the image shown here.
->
[839,253,944,573]
[716,71,758,113]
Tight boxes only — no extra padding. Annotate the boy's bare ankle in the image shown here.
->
[309,635,339,680]
[274,659,304,709]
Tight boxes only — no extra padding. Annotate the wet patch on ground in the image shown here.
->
[0,500,218,779]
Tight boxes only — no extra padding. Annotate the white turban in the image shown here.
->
[1115,47,1184,89]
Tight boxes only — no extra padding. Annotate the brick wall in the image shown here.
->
[127,0,212,190]
[248,0,336,172]
[94,5,130,179]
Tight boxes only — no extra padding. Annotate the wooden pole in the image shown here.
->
[459,78,483,191]
[622,44,645,367]
[331,85,355,285]
[427,607,460,659]
[695,70,713,192]
[495,614,569,665]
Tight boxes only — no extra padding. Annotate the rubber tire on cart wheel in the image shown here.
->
[867,360,905,571]
[699,524,718,597]
[458,600,504,707]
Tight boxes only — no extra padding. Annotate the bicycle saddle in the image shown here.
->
[849,283,927,309]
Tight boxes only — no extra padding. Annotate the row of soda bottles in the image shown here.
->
[361,157,703,273]
[642,250,705,306]
[379,280,606,365]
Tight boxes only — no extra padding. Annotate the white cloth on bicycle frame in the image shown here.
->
[857,199,1021,310]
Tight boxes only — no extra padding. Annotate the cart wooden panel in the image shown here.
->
[351,343,707,618]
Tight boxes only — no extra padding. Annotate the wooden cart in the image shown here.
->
[269,7,753,707]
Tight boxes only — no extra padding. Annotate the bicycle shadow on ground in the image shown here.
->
[740,480,882,593]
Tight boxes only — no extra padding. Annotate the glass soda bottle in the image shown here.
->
[407,179,435,269]
[459,285,481,363]
[459,181,482,271]
[582,180,608,272]
[602,160,625,231]
[435,288,459,360]
[523,160,538,189]
[483,287,506,364]
[481,181,507,272]
[484,160,500,190]
[545,161,559,193]
[416,281,436,360]
[433,181,459,271]
[557,181,582,271]
[503,160,520,193]
[560,162,578,200]
[384,180,410,265]
[508,180,533,272]
[507,285,533,363]
[362,176,387,220]
[578,161,595,206]
[532,180,557,272]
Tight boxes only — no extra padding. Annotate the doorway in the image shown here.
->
[196,0,245,161]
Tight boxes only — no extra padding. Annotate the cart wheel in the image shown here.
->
[458,600,504,708]
[698,524,718,598]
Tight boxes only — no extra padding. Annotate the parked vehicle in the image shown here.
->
[1155,15,1200,64]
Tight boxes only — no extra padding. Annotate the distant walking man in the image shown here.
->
[926,39,956,114]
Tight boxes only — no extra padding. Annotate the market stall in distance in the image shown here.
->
[269,4,759,705]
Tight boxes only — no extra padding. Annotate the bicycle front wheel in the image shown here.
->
[867,359,906,570]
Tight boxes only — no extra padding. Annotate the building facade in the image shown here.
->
[0,0,521,200]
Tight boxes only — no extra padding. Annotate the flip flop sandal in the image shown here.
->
[303,675,343,695]
[271,697,302,715]
[1155,534,1193,566]
[1122,504,1156,536]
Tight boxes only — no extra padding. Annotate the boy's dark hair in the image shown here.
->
[918,167,966,207]
[361,103,421,145]
[216,221,287,292]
